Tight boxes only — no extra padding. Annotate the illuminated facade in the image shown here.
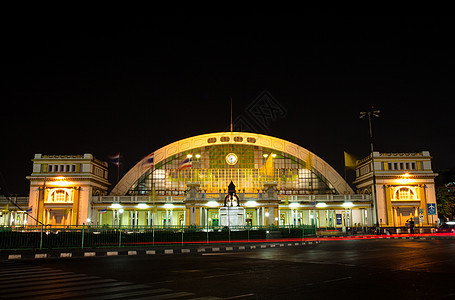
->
[17,133,437,230]
[353,151,438,230]
[26,154,110,226]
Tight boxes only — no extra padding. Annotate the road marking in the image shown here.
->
[0,274,93,289]
[50,285,170,300]
[134,291,194,299]
[190,297,224,300]
[0,268,66,278]
[1,276,104,293]
[203,271,251,279]
[202,253,237,256]
[2,279,120,297]
[224,293,255,299]
[305,276,353,286]
[146,280,175,285]
[0,266,51,275]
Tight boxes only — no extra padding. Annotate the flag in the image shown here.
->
[99,208,107,214]
[26,207,32,213]
[178,157,192,170]
[142,153,154,168]
[344,152,357,169]
[259,155,274,177]
[108,153,121,166]
[306,152,313,171]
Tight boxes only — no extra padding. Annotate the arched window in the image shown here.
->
[393,187,417,200]
[48,189,71,203]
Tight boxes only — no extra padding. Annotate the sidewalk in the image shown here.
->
[0,240,321,261]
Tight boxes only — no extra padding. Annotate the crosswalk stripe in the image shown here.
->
[135,291,195,299]
[46,285,171,300]
[0,266,49,274]
[0,270,74,280]
[85,289,193,300]
[189,297,224,300]
[0,273,90,288]
[2,279,122,298]
[0,262,217,300]
[1,275,101,292]
[0,267,52,275]
[0,269,69,279]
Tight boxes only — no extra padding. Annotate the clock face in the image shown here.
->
[226,153,238,165]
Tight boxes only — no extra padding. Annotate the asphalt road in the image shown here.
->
[2,239,455,299]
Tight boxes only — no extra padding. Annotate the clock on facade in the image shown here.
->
[226,153,238,165]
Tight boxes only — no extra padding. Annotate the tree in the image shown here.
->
[436,188,455,220]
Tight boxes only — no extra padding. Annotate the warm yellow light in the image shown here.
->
[187,154,193,158]
[396,173,415,184]
[195,154,201,158]
[51,177,72,187]
[263,154,269,158]
[271,153,277,158]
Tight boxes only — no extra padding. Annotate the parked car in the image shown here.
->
[435,221,455,233]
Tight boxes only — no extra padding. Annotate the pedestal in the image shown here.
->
[219,207,245,228]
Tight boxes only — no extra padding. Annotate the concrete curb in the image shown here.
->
[0,241,321,261]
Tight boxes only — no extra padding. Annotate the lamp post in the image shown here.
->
[360,108,380,233]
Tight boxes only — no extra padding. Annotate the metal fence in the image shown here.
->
[0,225,316,250]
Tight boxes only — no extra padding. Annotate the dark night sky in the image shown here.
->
[2,14,454,195]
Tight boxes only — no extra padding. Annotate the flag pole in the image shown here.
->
[344,152,348,194]
[230,98,233,132]
[117,153,120,184]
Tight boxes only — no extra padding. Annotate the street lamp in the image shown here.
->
[360,108,380,232]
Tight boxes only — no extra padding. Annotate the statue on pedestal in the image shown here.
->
[219,181,245,228]
[224,181,240,207]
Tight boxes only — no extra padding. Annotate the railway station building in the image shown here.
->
[1,132,438,231]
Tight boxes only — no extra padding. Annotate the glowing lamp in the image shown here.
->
[245,201,258,207]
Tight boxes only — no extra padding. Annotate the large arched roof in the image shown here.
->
[110,132,354,195]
